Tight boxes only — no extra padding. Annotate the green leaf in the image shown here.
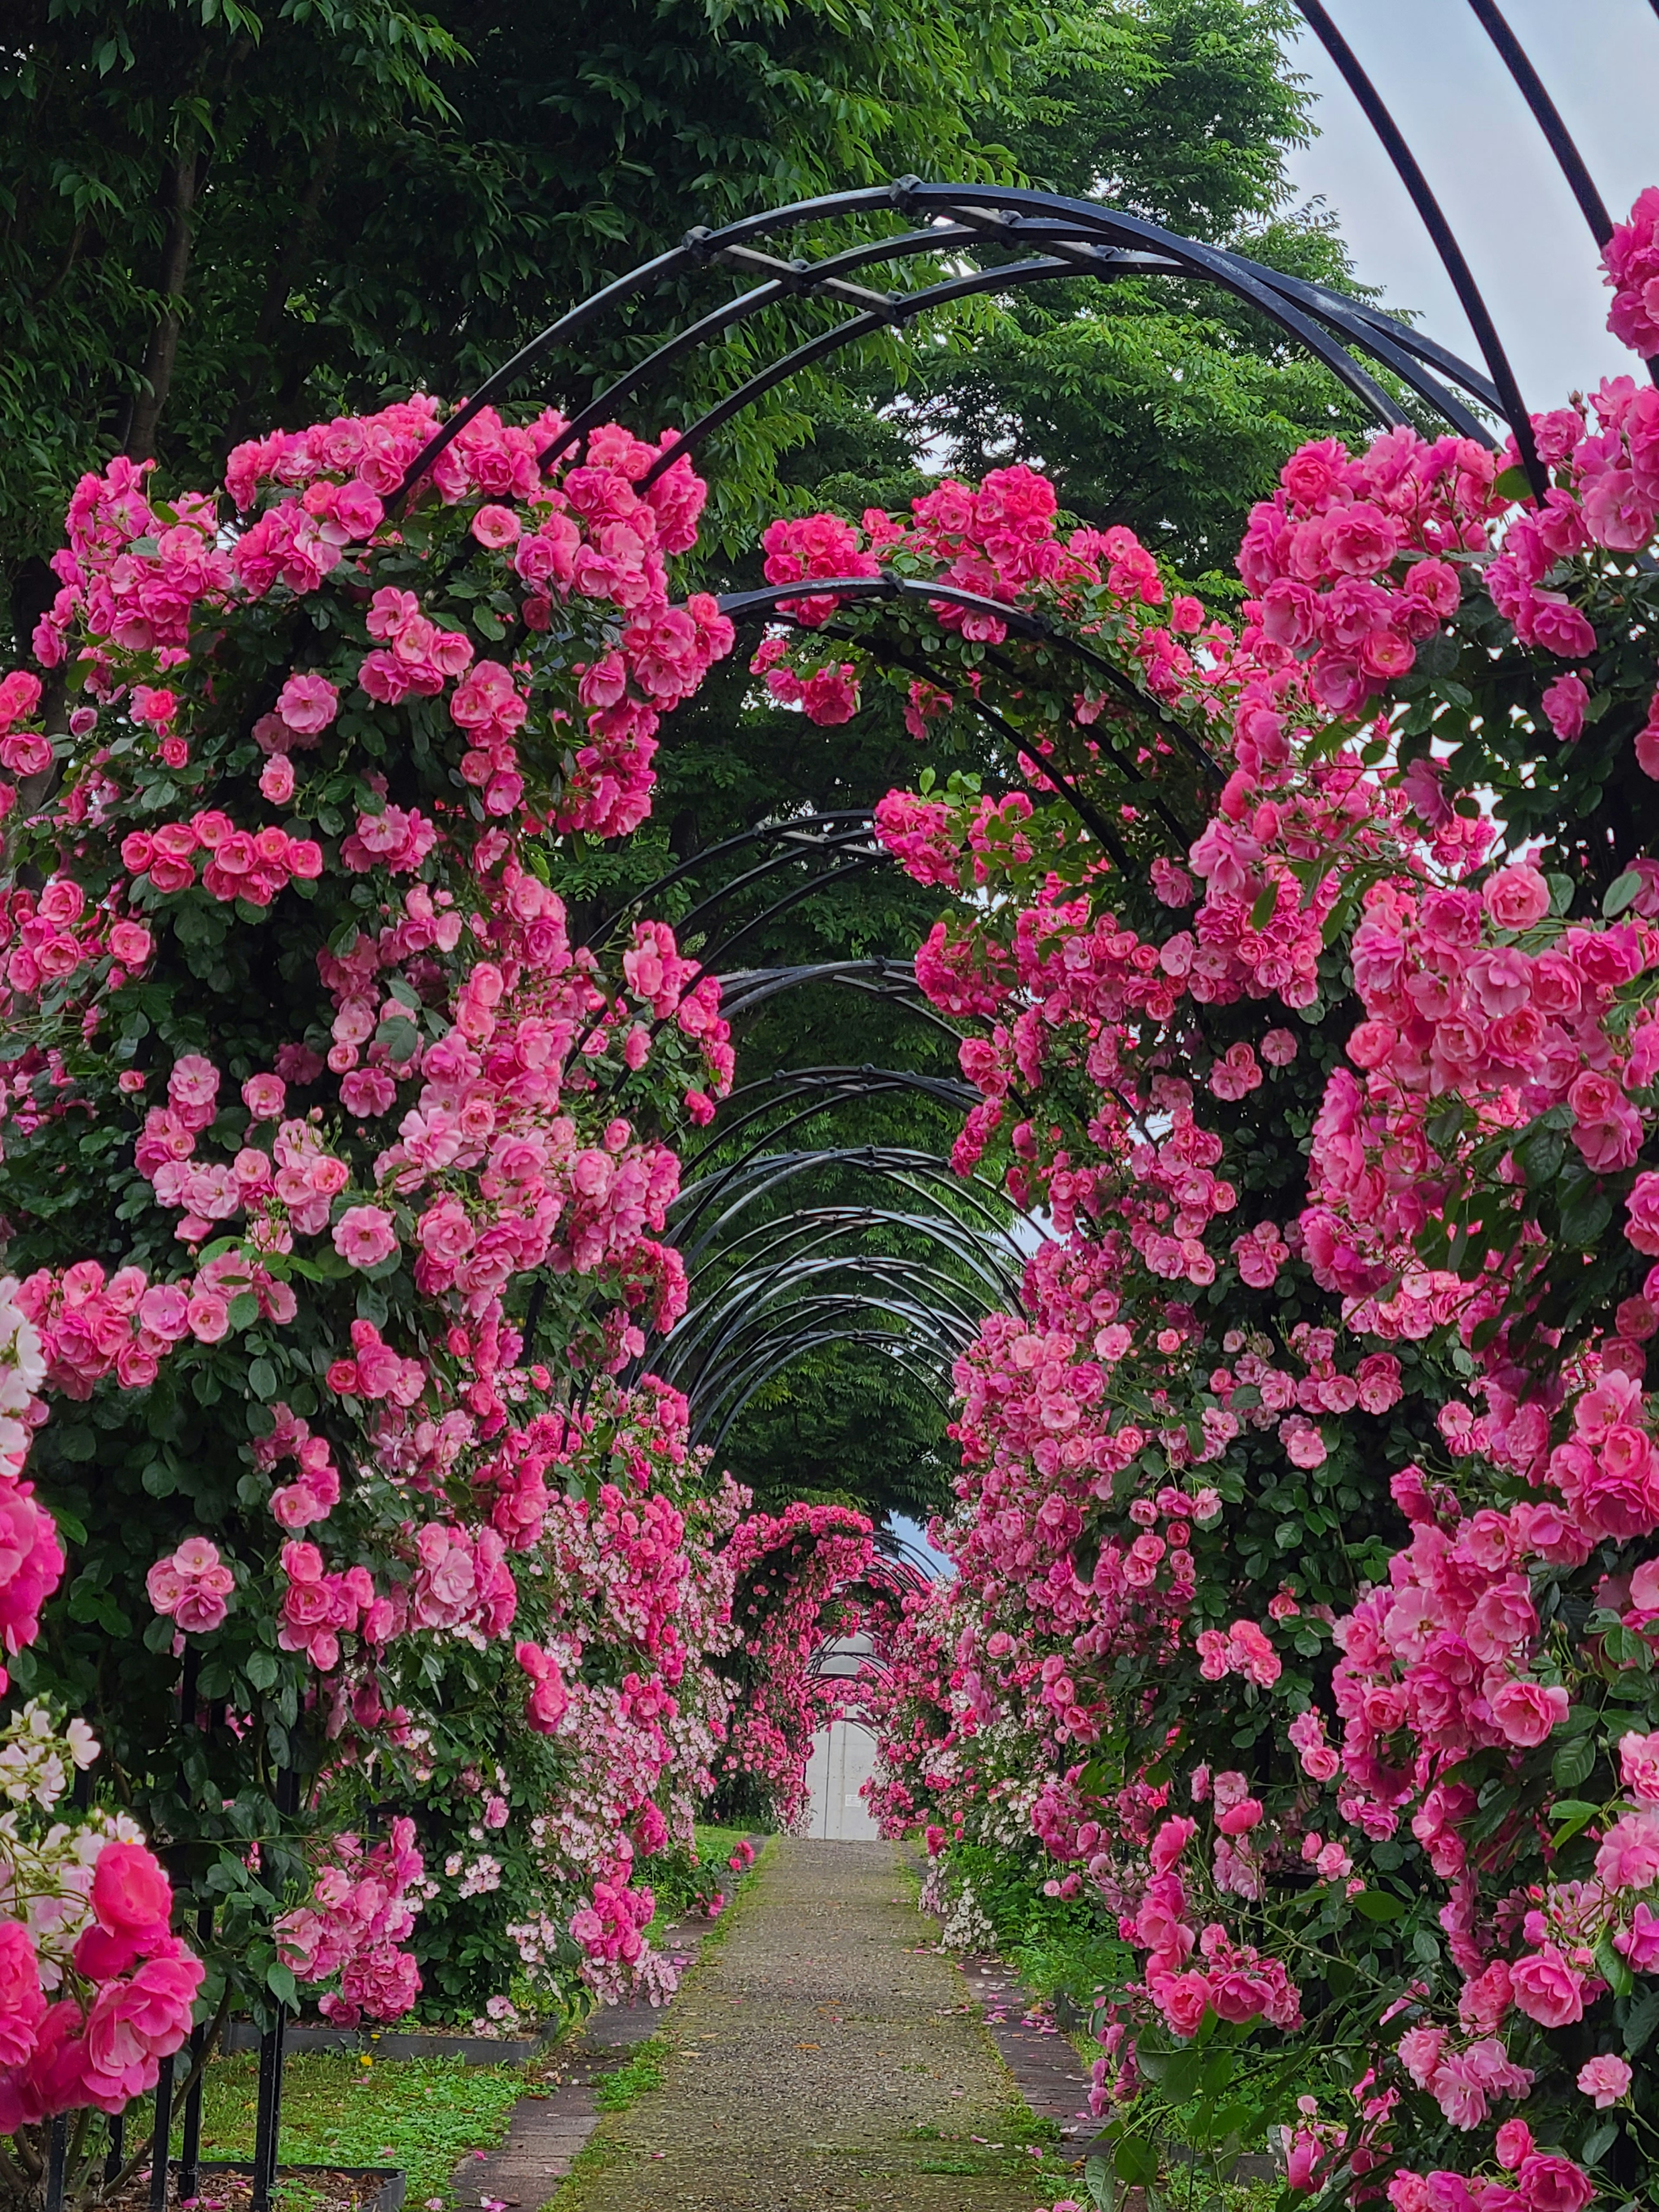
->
[1515,1127,1567,1187]
[1624,1987,1659,2056]
[1553,1732,1599,1791]
[1581,2118,1619,2168]
[1082,2154,1114,2212]
[227,1291,260,1330]
[248,1358,278,1400]
[244,1650,280,1692]
[1605,870,1645,918]
[1597,1932,1635,1999]
[1249,881,1278,933]
[375,1014,420,1062]
[1559,1189,1613,1248]
[1112,2136,1158,2187]
[265,1962,298,2005]
[1548,1799,1601,1849]
[1493,463,1533,502]
[55,1426,97,1462]
[1351,1891,1407,1922]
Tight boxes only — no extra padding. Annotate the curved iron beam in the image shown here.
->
[677,1067,978,1180]
[1290,0,1545,496]
[672,1144,1026,1256]
[396,175,1502,506]
[1462,0,1659,389]
[712,960,969,1052]
[582,810,875,951]
[666,1201,1029,1320]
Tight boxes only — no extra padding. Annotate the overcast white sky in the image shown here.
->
[1281,0,1659,407]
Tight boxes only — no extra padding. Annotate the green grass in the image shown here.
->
[191,2050,528,2209]
[591,2037,667,2113]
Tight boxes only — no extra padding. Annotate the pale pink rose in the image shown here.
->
[333,1205,398,1270]
[1577,2052,1632,2107]
[1620,1728,1659,1802]
[260,755,296,804]
[242,1073,286,1121]
[185,1290,230,1343]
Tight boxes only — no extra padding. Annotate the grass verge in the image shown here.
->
[191,2049,528,2209]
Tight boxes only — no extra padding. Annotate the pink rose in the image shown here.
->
[470,505,522,549]
[276,673,339,735]
[1482,863,1551,931]
[91,1841,172,1938]
[1577,2052,1631,2107]
[333,1206,398,1270]
[1514,2154,1593,2212]
[0,1923,44,2066]
[1509,1943,1586,2028]
[1488,1678,1569,1747]
[1620,1728,1659,1802]
[1542,671,1589,741]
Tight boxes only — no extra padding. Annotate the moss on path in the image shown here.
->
[554,1836,1063,2212]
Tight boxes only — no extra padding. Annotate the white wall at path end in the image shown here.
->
[803,1717,880,1839]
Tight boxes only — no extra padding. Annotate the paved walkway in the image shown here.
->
[554,1837,1059,2212]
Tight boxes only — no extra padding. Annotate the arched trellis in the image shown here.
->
[451,19,1658,1452]
[396,179,1505,521]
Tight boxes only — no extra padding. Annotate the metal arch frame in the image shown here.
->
[662,1261,1001,1392]
[664,1205,1030,1342]
[658,1234,1028,1382]
[691,1314,963,1453]
[713,961,965,1050]
[677,1065,980,1179]
[394,177,1508,515]
[671,1144,1027,1258]
[580,809,879,953]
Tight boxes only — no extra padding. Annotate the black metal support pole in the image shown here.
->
[178,1906,213,2202]
[44,2115,67,2212]
[148,2052,174,2212]
[249,2007,286,2212]
[1291,0,1546,497]
[105,2112,125,2187]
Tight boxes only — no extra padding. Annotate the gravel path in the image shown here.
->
[554,1836,1057,2211]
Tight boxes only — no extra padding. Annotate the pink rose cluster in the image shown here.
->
[1236,426,1507,722]
[0,872,154,1005]
[756,474,1164,727]
[145,1537,235,1634]
[276,1819,425,2028]
[0,1840,203,2127]
[16,1251,294,1396]
[252,1401,346,1531]
[120,811,322,906]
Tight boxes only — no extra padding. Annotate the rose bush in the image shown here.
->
[747,191,1659,2209]
[0,390,758,2123]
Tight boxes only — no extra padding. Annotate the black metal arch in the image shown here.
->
[672,1144,1023,1258]
[397,177,1508,515]
[659,1223,1030,1381]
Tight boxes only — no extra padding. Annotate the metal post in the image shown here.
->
[148,2052,174,2212]
[44,2115,67,2212]
[249,2007,286,2212]
[105,2113,125,2187]
[178,1903,213,2202]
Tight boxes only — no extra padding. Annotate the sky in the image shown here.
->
[1280,0,1659,408]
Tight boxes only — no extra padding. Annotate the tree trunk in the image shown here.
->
[125,144,198,461]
